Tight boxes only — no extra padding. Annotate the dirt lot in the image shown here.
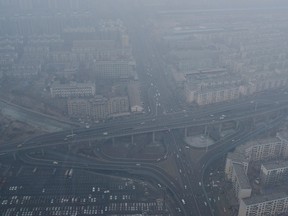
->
[0,116,43,145]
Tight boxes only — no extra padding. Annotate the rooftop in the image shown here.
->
[51,81,95,89]
[277,130,288,142]
[262,160,288,171]
[242,192,288,206]
[233,163,251,189]
[244,137,281,149]
[227,152,249,164]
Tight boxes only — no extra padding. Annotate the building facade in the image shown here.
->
[50,82,96,98]
[238,193,288,216]
[127,81,143,113]
[244,138,286,162]
[67,96,129,120]
[260,161,288,186]
[231,163,252,201]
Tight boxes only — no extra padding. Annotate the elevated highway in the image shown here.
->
[1,93,288,216]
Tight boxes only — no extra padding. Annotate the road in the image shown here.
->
[0,98,78,132]
[1,97,287,216]
[1,5,288,216]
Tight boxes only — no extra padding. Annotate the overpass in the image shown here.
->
[1,93,288,216]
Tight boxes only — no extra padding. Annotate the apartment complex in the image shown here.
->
[160,12,288,106]
[184,70,245,105]
[238,193,288,216]
[225,130,288,216]
[50,82,96,98]
[225,136,288,183]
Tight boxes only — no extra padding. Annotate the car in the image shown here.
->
[53,161,58,165]
[181,199,186,205]
[103,132,108,135]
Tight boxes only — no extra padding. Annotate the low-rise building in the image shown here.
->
[50,82,96,98]
[92,60,135,79]
[127,81,143,113]
[67,98,91,119]
[67,95,129,120]
[8,63,40,78]
[108,96,129,116]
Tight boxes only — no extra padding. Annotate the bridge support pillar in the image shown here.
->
[265,115,270,123]
[204,125,208,135]
[131,135,134,144]
[252,117,256,129]
[184,128,188,137]
[236,121,239,129]
[152,131,155,143]
[41,149,44,156]
[13,152,16,160]
[218,123,222,133]
[112,137,115,145]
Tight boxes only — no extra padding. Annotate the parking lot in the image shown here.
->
[0,163,168,215]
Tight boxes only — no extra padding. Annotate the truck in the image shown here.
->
[68,169,73,178]
[65,134,76,140]
[65,168,73,178]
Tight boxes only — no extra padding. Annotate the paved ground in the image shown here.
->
[184,135,215,148]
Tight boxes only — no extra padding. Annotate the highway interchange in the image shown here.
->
[1,89,288,215]
[2,8,288,216]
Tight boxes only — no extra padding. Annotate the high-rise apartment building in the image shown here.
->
[244,138,287,162]
[260,160,288,186]
[231,163,252,201]
[238,193,288,216]
[225,152,249,181]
